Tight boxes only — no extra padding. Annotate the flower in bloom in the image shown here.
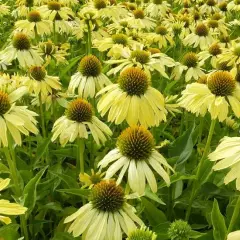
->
[145,0,170,18]
[51,98,112,146]
[183,23,215,50]
[0,86,38,147]
[145,25,174,49]
[38,1,74,21]
[64,180,143,239]
[178,71,240,122]
[105,47,175,78]
[208,137,240,190]
[171,52,205,82]
[68,55,111,99]
[38,40,69,66]
[98,126,173,195]
[227,230,240,240]
[198,43,222,68]
[0,33,43,69]
[14,10,52,37]
[79,169,105,189]
[97,67,167,127]
[218,41,240,77]
[0,178,27,224]
[127,227,157,240]
[23,65,62,99]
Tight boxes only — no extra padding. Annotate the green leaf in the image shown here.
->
[142,197,167,227]
[211,199,227,240]
[35,136,52,165]
[52,232,80,240]
[23,166,48,218]
[159,173,196,189]
[0,224,20,240]
[60,55,83,78]
[57,188,90,198]
[189,230,207,239]
[49,171,79,188]
[144,187,166,205]
[0,162,9,173]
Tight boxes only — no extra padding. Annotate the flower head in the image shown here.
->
[168,220,191,240]
[64,180,143,239]
[98,126,173,194]
[127,227,157,240]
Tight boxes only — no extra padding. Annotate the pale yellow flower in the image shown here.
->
[105,47,175,78]
[0,178,27,224]
[51,99,112,146]
[0,33,43,69]
[183,23,215,50]
[14,10,52,37]
[209,137,240,190]
[98,126,173,195]
[68,55,111,99]
[79,169,105,188]
[145,0,170,18]
[178,71,240,122]
[23,65,62,98]
[227,230,240,240]
[0,86,38,147]
[64,180,143,239]
[97,67,167,127]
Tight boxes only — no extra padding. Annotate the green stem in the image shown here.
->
[39,95,47,138]
[3,147,29,240]
[185,119,216,221]
[77,138,85,174]
[87,23,92,54]
[227,195,240,234]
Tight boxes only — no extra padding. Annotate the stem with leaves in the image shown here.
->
[185,119,217,220]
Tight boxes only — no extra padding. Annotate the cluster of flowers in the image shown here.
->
[0,0,239,239]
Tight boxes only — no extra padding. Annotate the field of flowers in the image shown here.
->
[0,0,240,239]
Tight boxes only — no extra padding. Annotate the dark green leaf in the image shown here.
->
[23,166,48,218]
[211,199,227,240]
[57,188,90,198]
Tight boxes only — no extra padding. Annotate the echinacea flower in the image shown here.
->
[0,3,10,17]
[183,23,215,50]
[88,0,129,20]
[145,0,170,18]
[0,178,27,225]
[98,126,173,194]
[64,180,143,239]
[105,47,175,78]
[124,9,156,30]
[227,0,240,12]
[145,25,174,49]
[127,227,157,240]
[171,52,205,82]
[24,65,62,98]
[0,86,38,147]
[208,137,240,190]
[218,41,240,77]
[38,40,69,66]
[79,169,105,188]
[97,67,167,127]
[51,98,112,146]
[168,220,192,240]
[15,10,52,37]
[38,1,74,21]
[0,33,43,69]
[68,55,111,99]
[93,34,142,58]
[199,0,218,14]
[198,43,222,68]
[227,230,240,240]
[178,71,240,122]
